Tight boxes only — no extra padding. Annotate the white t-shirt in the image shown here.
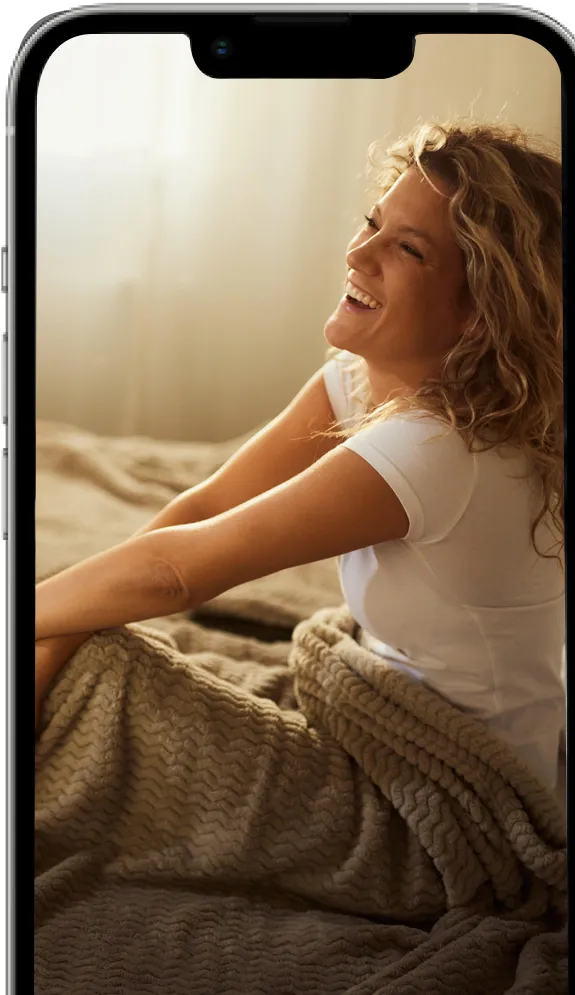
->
[323,351,565,791]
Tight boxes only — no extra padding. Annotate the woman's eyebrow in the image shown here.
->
[371,206,437,249]
[395,224,437,248]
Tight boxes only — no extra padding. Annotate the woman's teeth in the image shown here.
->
[345,282,382,309]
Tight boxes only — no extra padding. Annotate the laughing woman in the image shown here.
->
[35,120,564,795]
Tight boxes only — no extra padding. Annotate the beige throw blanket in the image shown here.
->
[35,606,566,994]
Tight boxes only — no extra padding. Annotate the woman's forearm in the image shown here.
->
[35,530,193,640]
[36,487,215,646]
[132,485,214,537]
[35,486,226,724]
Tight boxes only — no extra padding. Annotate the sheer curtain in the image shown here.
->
[36,33,561,441]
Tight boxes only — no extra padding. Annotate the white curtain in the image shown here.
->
[37,33,561,441]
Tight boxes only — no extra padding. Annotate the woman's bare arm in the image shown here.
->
[41,369,337,641]
[35,445,409,640]
[35,369,339,721]
[134,368,340,533]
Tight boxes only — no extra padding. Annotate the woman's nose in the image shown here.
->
[346,232,380,275]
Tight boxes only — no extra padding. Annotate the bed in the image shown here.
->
[34,419,567,995]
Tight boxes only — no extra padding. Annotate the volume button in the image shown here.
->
[0,241,8,543]
[2,335,7,424]
[1,448,7,540]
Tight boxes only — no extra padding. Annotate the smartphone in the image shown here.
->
[6,6,572,994]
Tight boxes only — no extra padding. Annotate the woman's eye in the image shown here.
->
[364,214,379,231]
[400,241,424,261]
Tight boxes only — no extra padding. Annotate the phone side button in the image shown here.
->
[2,335,7,424]
[1,448,7,540]
[1,247,6,293]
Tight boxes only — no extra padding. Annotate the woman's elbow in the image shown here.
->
[141,523,239,614]
[146,555,192,612]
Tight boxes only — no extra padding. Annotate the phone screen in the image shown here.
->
[22,13,569,995]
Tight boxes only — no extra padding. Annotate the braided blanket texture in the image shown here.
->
[35,606,567,994]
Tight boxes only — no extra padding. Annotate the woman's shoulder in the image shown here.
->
[340,410,476,544]
[351,407,469,453]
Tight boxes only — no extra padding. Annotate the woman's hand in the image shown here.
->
[35,640,53,734]
[35,632,92,735]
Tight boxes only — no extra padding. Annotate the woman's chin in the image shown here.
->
[323,314,353,351]
[323,300,379,351]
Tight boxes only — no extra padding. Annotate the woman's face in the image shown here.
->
[324,166,471,379]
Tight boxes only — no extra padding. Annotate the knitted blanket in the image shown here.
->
[35,607,567,995]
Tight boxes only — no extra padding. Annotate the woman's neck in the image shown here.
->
[365,362,430,408]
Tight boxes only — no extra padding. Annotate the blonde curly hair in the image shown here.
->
[335,120,563,561]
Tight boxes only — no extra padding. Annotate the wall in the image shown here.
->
[36,32,561,441]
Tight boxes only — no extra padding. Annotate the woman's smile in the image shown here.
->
[334,278,384,320]
[337,295,382,318]
[344,280,383,310]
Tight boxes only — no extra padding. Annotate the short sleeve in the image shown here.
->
[342,415,476,543]
[322,351,363,429]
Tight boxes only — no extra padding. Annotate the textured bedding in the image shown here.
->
[35,420,567,993]
[35,607,566,994]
